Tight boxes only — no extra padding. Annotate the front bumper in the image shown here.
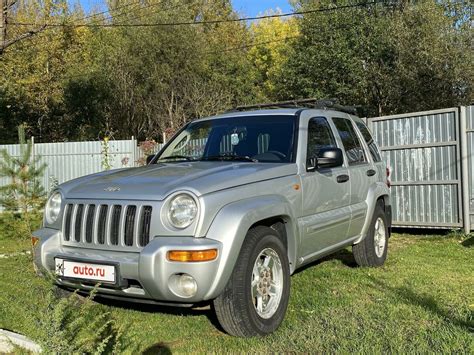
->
[33,228,223,304]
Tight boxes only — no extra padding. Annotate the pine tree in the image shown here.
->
[0,124,46,236]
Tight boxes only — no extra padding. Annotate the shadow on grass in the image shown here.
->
[391,227,450,236]
[93,296,224,334]
[461,236,474,248]
[370,277,474,332]
[293,248,357,275]
[142,342,172,355]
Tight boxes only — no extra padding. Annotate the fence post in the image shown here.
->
[131,136,136,167]
[460,106,470,233]
[31,136,35,168]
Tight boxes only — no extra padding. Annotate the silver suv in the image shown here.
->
[33,100,391,337]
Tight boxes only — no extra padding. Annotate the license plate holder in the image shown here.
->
[55,258,117,284]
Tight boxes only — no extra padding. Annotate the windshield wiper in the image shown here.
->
[202,154,257,162]
[158,155,196,161]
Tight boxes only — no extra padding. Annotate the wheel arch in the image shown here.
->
[353,182,391,245]
[203,195,299,300]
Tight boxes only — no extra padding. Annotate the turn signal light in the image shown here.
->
[167,249,218,262]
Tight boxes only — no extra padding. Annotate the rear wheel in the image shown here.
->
[213,226,290,337]
[353,202,388,267]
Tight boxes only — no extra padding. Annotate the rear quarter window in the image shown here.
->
[353,118,382,162]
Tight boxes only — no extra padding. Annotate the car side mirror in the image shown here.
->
[146,155,155,165]
[307,147,343,171]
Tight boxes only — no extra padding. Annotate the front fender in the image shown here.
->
[203,195,298,300]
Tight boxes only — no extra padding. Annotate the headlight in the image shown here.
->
[45,192,62,225]
[167,194,198,229]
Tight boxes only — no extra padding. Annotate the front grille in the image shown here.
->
[97,205,108,244]
[110,205,122,245]
[74,204,84,242]
[63,203,153,248]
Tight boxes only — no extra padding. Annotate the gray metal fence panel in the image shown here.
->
[0,139,139,211]
[368,108,463,228]
[465,105,474,226]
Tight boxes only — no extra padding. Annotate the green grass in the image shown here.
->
[0,233,473,353]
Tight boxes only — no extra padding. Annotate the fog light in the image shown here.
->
[169,273,197,298]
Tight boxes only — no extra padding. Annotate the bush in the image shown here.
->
[37,286,124,354]
[2,277,125,354]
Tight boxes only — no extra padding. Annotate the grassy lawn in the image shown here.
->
[0,232,472,353]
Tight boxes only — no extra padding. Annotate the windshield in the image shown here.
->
[155,115,296,163]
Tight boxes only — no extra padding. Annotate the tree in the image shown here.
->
[248,12,299,101]
[0,124,46,237]
[276,0,473,116]
[0,0,63,54]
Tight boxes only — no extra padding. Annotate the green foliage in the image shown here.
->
[100,136,113,171]
[276,0,473,116]
[248,13,299,101]
[0,124,46,237]
[0,211,42,240]
[0,0,472,142]
[36,285,124,354]
[0,270,125,354]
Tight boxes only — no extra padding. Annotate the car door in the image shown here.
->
[331,116,372,237]
[300,116,351,258]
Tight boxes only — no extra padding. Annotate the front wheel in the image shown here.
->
[213,226,290,337]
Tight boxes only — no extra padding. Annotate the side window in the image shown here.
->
[354,119,382,162]
[332,117,367,165]
[307,117,337,164]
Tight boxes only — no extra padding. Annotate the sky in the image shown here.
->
[74,0,293,17]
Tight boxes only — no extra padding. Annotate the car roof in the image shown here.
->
[194,108,357,123]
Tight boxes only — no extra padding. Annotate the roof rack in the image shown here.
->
[230,98,359,115]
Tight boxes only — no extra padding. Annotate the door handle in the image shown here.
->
[337,174,350,183]
[366,169,376,177]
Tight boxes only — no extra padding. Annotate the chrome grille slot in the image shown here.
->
[139,206,153,247]
[97,205,108,244]
[124,206,137,246]
[110,205,122,245]
[85,204,95,243]
[64,204,73,241]
[74,204,84,242]
[63,201,154,249]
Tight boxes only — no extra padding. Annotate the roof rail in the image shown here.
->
[230,98,359,115]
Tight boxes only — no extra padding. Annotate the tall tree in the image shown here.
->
[0,0,59,54]
[248,12,299,101]
[276,0,473,116]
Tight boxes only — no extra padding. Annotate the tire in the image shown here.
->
[353,202,389,267]
[213,226,290,337]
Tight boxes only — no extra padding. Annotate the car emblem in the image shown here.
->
[104,186,120,192]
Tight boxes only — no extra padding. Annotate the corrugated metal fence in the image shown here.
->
[0,138,143,211]
[2,106,474,232]
[368,105,473,232]
[464,105,474,228]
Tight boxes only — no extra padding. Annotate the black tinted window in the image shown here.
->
[332,117,367,165]
[307,117,337,163]
[354,119,382,162]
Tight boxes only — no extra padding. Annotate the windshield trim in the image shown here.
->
[149,122,190,165]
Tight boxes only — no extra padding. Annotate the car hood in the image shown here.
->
[60,162,298,201]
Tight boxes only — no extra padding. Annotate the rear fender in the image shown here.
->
[353,182,391,245]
